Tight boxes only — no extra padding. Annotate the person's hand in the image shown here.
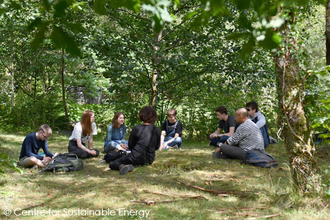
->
[118,146,125,151]
[89,149,97,155]
[163,142,168,148]
[215,148,221,152]
[210,133,218,139]
[159,143,167,151]
[120,143,128,150]
[43,156,52,162]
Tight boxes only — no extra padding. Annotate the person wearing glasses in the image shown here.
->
[68,110,100,159]
[209,106,237,147]
[245,101,270,148]
[18,124,54,168]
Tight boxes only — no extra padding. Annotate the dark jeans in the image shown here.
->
[215,144,246,160]
[68,140,99,159]
[209,135,230,146]
[260,126,270,148]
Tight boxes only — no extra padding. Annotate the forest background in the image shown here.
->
[1,0,330,199]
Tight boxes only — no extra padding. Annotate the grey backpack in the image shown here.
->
[39,153,84,173]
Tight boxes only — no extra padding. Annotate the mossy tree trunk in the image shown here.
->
[274,11,321,193]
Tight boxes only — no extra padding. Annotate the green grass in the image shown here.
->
[0,132,330,219]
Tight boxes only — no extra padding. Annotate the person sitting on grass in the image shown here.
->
[245,101,270,148]
[68,110,99,159]
[109,106,161,175]
[159,108,182,150]
[17,124,54,169]
[104,112,128,153]
[209,106,236,147]
[213,108,264,160]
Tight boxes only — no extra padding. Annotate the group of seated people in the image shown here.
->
[17,101,271,175]
[209,102,270,160]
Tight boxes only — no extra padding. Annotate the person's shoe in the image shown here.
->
[209,141,216,147]
[119,164,134,175]
[216,142,223,147]
[172,145,178,148]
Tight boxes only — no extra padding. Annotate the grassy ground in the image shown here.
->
[0,132,330,220]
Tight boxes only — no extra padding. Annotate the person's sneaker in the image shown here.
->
[119,164,134,175]
[172,145,178,148]
[216,142,223,147]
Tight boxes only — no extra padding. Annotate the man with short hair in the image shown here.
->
[213,108,264,160]
[18,124,54,168]
[245,101,270,148]
[159,108,183,150]
[209,106,236,146]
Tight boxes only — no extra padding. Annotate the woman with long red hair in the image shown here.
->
[68,110,99,159]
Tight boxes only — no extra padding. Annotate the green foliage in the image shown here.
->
[323,166,330,197]
[0,150,22,176]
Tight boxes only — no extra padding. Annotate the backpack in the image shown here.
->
[39,153,84,173]
[242,149,278,168]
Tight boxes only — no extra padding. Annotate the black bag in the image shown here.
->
[39,153,84,173]
[242,149,278,168]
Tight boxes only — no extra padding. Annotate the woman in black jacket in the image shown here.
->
[109,106,161,175]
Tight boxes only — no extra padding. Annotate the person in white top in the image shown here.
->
[245,101,270,148]
[68,110,99,159]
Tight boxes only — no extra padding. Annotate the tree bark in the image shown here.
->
[150,30,162,109]
[274,11,321,193]
[10,15,15,108]
[326,0,330,65]
[61,49,70,128]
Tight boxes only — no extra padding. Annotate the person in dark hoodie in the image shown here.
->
[109,106,161,175]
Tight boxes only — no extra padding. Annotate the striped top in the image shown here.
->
[226,119,264,151]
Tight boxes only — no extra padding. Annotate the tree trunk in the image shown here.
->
[10,15,15,108]
[274,12,321,193]
[150,30,162,109]
[326,0,330,65]
[61,49,70,128]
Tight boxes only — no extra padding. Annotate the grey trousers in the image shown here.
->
[213,144,246,160]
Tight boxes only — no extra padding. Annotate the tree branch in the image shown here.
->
[117,8,152,22]
[177,180,254,198]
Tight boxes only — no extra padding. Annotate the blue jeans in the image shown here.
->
[164,136,182,147]
[104,140,129,153]
[209,135,229,146]
[260,127,270,148]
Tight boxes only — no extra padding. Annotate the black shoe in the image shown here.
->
[119,164,134,175]
[209,141,217,147]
